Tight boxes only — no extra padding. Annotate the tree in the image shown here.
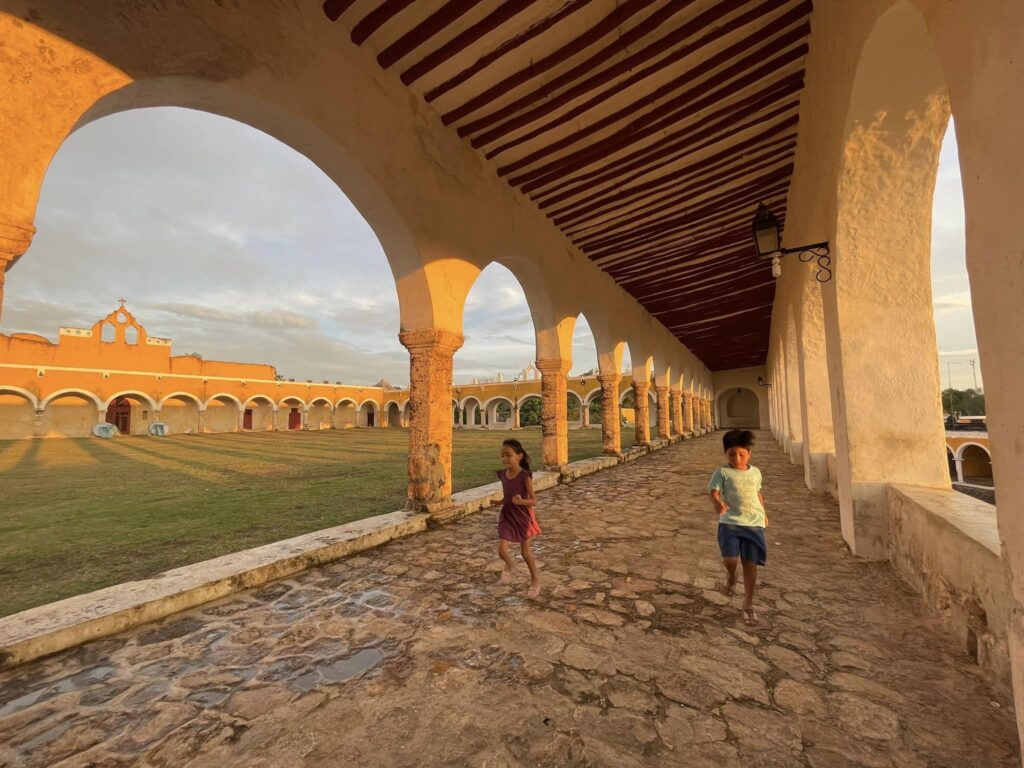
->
[940,388,985,416]
[519,397,542,426]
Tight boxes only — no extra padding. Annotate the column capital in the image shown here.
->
[535,358,572,375]
[596,373,621,385]
[398,328,464,355]
[655,384,669,395]
[683,391,694,401]
[632,380,651,393]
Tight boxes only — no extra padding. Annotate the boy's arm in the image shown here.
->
[710,489,728,515]
[758,491,767,526]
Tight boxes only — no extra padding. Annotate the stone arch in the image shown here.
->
[104,391,157,436]
[517,393,542,428]
[460,396,483,428]
[0,388,38,440]
[242,395,276,432]
[566,390,584,428]
[958,443,993,483]
[278,396,306,431]
[160,392,202,434]
[307,397,333,431]
[41,388,102,410]
[385,400,402,429]
[41,390,102,438]
[483,396,514,430]
[357,400,378,428]
[718,388,761,430]
[947,446,958,481]
[203,394,242,433]
[4,66,438,333]
[402,400,412,427]
[334,398,358,429]
[825,0,953,556]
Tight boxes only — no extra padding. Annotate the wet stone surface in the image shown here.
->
[0,432,1018,766]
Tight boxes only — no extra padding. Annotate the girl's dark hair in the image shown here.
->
[722,429,755,451]
[502,439,532,473]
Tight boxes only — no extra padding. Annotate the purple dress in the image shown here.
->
[497,469,541,543]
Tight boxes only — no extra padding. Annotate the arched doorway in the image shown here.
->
[719,388,760,429]
[387,402,401,428]
[358,401,377,428]
[0,389,38,440]
[105,398,132,434]
[41,391,102,438]
[160,394,202,434]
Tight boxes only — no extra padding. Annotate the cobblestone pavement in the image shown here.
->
[1,432,1019,767]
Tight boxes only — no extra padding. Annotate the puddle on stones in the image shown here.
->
[0,664,116,717]
[291,648,385,693]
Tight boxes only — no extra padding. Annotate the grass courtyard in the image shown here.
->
[0,426,634,617]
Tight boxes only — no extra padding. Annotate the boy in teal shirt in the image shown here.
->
[708,429,767,625]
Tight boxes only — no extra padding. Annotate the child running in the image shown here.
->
[496,438,542,598]
[708,429,768,626]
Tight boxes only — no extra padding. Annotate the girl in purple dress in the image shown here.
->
[496,439,541,598]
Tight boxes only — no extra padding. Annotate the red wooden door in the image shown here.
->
[288,408,302,430]
[106,397,131,434]
[243,409,253,430]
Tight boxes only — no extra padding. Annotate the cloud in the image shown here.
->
[931,292,972,312]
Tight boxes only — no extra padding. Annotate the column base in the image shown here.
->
[804,451,831,493]
[840,482,890,560]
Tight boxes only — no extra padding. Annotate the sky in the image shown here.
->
[1,108,975,388]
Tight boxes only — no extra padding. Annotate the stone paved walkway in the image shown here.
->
[1,433,1019,767]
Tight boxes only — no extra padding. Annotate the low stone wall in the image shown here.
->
[887,484,1012,695]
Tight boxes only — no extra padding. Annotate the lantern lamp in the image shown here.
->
[750,202,832,282]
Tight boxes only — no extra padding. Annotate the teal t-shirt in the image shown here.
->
[708,464,765,528]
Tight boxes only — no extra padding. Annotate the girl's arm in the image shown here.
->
[512,475,539,507]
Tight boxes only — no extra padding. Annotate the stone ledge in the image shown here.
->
[0,509,430,671]
[620,444,650,463]
[887,484,1010,695]
[560,455,617,481]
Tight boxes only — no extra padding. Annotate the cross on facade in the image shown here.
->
[118,298,127,308]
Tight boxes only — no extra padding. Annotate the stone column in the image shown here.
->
[581,403,590,428]
[633,381,651,445]
[512,405,520,430]
[695,398,704,431]
[399,329,464,514]
[537,359,571,469]
[197,410,207,433]
[655,385,670,440]
[598,373,621,455]
[33,409,45,438]
[683,392,694,434]
[95,408,107,428]
[704,400,713,431]
[0,221,35,322]
[670,389,683,436]
[237,409,245,432]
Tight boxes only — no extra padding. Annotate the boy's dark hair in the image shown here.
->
[722,429,755,451]
[502,438,532,473]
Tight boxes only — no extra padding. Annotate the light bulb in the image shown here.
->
[771,255,782,278]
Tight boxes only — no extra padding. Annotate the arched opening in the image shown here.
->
[461,397,483,428]
[105,393,154,435]
[334,400,358,429]
[100,323,115,343]
[204,395,241,433]
[161,394,202,434]
[719,388,761,429]
[518,394,542,428]
[243,396,276,431]
[827,1,954,555]
[308,399,333,431]
[41,391,101,438]
[947,447,957,482]
[484,397,514,430]
[278,397,305,431]
[402,401,412,428]
[960,444,993,485]
[567,391,583,429]
[585,388,603,431]
[358,401,377,429]
[386,401,402,429]
[0,390,37,440]
[124,325,138,345]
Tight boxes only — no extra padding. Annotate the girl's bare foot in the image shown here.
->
[722,572,737,597]
[500,566,514,584]
[527,582,541,598]
[742,607,759,626]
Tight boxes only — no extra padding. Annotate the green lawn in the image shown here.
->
[0,426,633,617]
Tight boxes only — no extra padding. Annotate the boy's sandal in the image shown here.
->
[742,608,759,626]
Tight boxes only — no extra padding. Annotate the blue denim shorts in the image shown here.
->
[718,524,767,565]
